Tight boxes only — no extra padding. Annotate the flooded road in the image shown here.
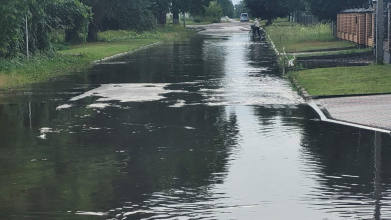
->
[1,26,391,220]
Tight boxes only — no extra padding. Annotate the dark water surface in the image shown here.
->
[1,34,391,220]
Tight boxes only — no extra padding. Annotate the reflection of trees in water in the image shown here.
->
[87,36,227,85]
[299,116,391,219]
[0,102,118,218]
[245,40,281,76]
[106,103,240,219]
[252,105,311,129]
[0,100,240,219]
[251,102,391,219]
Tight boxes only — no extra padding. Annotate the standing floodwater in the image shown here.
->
[1,28,391,220]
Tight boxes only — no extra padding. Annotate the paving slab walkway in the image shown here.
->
[316,94,391,131]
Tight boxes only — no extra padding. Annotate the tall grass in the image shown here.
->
[0,53,88,88]
[265,22,357,52]
[98,30,157,41]
[267,23,334,45]
[98,26,196,42]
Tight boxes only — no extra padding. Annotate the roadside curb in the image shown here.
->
[288,75,313,101]
[293,46,357,53]
[314,92,391,99]
[295,51,373,60]
[265,32,313,101]
[186,26,206,32]
[307,99,391,134]
[93,42,163,64]
[265,34,279,55]
[264,27,391,134]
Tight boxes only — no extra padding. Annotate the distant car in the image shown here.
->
[240,13,249,22]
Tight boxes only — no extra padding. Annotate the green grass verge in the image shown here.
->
[186,21,213,25]
[60,39,158,61]
[265,19,356,53]
[295,48,373,57]
[289,64,391,96]
[0,26,195,89]
[283,41,356,53]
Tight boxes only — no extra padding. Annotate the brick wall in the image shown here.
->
[358,14,366,45]
[337,10,375,47]
[365,13,373,46]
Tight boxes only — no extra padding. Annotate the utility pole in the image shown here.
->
[183,12,186,27]
[376,0,384,63]
[26,16,29,61]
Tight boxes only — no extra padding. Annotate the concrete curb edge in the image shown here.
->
[93,42,163,64]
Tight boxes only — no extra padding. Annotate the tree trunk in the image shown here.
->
[158,13,167,25]
[65,29,79,42]
[87,2,104,42]
[173,10,179,25]
[87,22,99,42]
[266,18,273,26]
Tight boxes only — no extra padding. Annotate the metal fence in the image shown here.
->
[291,11,319,25]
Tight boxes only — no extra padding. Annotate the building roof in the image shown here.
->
[339,7,374,14]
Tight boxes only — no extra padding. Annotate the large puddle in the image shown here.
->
[0,31,391,220]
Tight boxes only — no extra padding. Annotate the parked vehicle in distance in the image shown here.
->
[240,13,249,22]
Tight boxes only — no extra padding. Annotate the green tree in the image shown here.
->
[217,0,234,18]
[234,1,248,18]
[81,0,156,41]
[171,0,213,24]
[151,0,171,24]
[244,0,303,25]
[304,0,368,21]
[105,0,155,31]
[0,0,91,57]
[205,1,223,23]
[189,0,212,16]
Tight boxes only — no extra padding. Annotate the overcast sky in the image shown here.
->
[231,0,241,5]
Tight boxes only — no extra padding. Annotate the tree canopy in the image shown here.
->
[234,1,248,18]
[205,1,223,22]
[218,0,234,18]
[0,0,91,57]
[244,0,370,23]
[244,0,303,23]
[1,0,369,58]
[305,0,369,21]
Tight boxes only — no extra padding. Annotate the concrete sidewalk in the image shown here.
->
[315,94,391,131]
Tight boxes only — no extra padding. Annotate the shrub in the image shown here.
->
[192,16,204,23]
[205,1,223,23]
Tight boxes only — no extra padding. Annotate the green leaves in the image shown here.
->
[205,1,223,22]
[305,0,368,21]
[244,0,303,22]
[0,0,92,57]
[217,0,234,18]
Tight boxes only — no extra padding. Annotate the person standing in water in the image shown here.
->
[253,18,260,37]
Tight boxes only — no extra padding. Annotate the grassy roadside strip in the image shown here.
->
[0,26,195,89]
[293,48,373,58]
[288,65,391,96]
[264,19,357,53]
[264,18,387,97]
